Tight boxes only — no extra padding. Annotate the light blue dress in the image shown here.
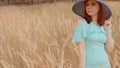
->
[72,19,114,68]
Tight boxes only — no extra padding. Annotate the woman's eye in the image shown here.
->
[86,3,96,7]
[91,3,96,6]
[86,3,89,6]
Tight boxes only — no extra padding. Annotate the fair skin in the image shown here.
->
[76,0,114,68]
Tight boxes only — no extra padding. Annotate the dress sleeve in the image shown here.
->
[71,19,88,44]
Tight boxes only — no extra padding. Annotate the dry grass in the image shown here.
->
[0,1,119,68]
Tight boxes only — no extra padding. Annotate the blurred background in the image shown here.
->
[0,0,120,68]
[0,0,119,5]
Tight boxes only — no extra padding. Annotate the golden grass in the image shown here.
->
[0,1,120,68]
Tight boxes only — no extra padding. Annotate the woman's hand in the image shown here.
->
[103,18,112,33]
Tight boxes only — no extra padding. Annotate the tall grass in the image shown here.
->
[0,1,119,68]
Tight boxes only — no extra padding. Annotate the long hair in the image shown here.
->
[83,0,106,26]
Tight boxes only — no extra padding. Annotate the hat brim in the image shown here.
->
[72,0,112,20]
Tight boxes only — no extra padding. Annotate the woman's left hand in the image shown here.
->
[103,18,112,33]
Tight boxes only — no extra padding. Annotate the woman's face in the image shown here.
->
[85,0,100,16]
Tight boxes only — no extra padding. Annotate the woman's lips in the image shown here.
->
[87,10,93,13]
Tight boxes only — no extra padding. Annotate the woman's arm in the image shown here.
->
[104,18,115,54]
[76,41,86,68]
[72,18,87,68]
[105,31,114,54]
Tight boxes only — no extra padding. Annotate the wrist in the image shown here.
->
[107,32,112,37]
[107,29,111,33]
[106,28,112,34]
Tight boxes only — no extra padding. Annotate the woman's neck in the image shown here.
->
[91,14,98,25]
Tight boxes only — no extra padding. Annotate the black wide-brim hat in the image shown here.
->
[72,0,112,20]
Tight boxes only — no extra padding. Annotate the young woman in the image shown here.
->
[71,0,115,68]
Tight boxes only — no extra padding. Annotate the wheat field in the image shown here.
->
[0,1,120,68]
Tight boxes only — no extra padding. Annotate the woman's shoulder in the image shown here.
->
[75,18,89,29]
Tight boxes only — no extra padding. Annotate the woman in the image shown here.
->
[71,0,115,68]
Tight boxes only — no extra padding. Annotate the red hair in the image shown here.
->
[83,0,106,26]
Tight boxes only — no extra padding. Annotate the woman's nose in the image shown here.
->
[87,6,93,9]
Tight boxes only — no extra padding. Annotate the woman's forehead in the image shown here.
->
[86,0,97,2]
[86,0,98,4]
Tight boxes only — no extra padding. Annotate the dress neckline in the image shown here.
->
[90,21,102,28]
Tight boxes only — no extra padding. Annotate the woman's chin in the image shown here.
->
[87,13,94,16]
